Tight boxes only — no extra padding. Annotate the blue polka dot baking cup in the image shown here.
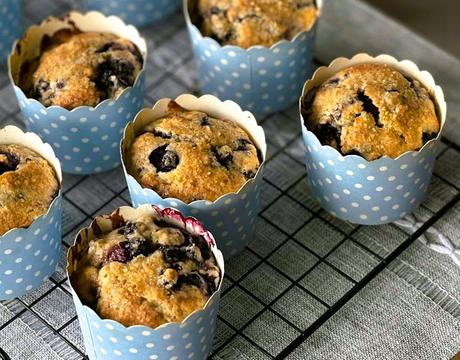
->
[67,204,224,360]
[0,0,21,64]
[82,0,181,27]
[0,126,62,300]
[184,0,322,118]
[300,54,447,225]
[121,94,267,258]
[8,12,147,175]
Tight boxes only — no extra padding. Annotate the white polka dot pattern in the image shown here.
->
[186,18,318,117]
[0,0,21,64]
[72,295,219,360]
[0,193,62,300]
[301,127,439,225]
[13,74,145,174]
[124,162,265,258]
[83,0,181,27]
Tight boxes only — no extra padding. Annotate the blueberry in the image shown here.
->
[163,247,187,263]
[56,79,65,89]
[33,79,51,99]
[213,146,233,168]
[179,273,210,296]
[243,170,256,180]
[106,241,131,263]
[128,238,154,257]
[315,124,341,148]
[200,115,210,126]
[149,145,179,172]
[152,129,172,139]
[191,235,211,261]
[0,152,19,175]
[236,138,251,151]
[106,238,153,263]
[95,58,135,97]
[357,90,381,127]
[422,132,437,144]
[123,222,137,235]
[95,42,126,53]
[96,41,143,65]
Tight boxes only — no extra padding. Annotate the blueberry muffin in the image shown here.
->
[0,144,59,235]
[302,63,440,161]
[126,101,261,203]
[72,214,221,328]
[21,30,143,109]
[193,0,318,48]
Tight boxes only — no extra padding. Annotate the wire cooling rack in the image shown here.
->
[0,1,459,359]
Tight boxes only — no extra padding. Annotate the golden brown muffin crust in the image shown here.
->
[126,101,261,203]
[0,144,59,235]
[72,215,221,328]
[23,31,143,109]
[303,63,440,160]
[195,0,318,48]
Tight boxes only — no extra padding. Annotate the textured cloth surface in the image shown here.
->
[287,269,460,360]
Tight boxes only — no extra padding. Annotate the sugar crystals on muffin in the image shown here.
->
[0,144,59,235]
[194,0,319,48]
[20,30,143,109]
[126,101,261,203]
[302,63,440,160]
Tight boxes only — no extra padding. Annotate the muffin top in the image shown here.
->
[0,144,59,235]
[194,0,318,48]
[126,101,261,203]
[303,63,440,160]
[21,31,143,109]
[72,214,221,328]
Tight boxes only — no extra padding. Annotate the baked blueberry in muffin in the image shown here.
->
[302,63,440,160]
[193,0,319,48]
[0,144,59,235]
[125,101,261,203]
[21,30,143,109]
[72,214,221,328]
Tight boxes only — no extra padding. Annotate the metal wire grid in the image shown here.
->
[0,1,459,359]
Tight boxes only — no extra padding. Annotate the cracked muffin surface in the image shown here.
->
[302,63,440,161]
[194,0,318,48]
[72,214,221,328]
[21,30,143,109]
[0,144,59,235]
[126,101,261,203]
